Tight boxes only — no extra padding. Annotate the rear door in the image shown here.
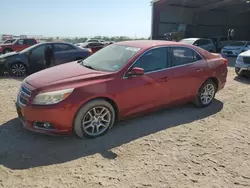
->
[167,46,206,102]
[53,43,77,65]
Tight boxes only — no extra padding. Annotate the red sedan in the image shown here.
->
[16,40,228,138]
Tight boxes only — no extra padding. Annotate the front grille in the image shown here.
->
[21,86,31,96]
[18,85,32,106]
[243,57,250,64]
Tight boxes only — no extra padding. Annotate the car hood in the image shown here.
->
[223,46,243,50]
[0,51,19,59]
[239,50,250,57]
[0,44,12,47]
[25,61,111,89]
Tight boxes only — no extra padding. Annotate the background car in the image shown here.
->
[1,39,16,44]
[75,42,104,53]
[235,50,250,77]
[85,38,102,43]
[209,36,232,52]
[0,42,91,76]
[15,40,228,139]
[221,41,250,57]
[0,38,38,54]
[180,38,216,52]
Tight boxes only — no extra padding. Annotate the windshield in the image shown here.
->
[81,44,141,72]
[179,39,195,45]
[228,42,246,47]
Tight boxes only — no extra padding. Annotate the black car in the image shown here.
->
[0,42,91,76]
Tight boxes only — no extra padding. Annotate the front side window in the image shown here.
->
[132,47,168,73]
[202,40,210,45]
[169,47,202,67]
[54,44,75,52]
[31,44,46,56]
[16,39,24,45]
[81,44,140,72]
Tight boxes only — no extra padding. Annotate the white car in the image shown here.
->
[222,41,250,57]
[235,50,250,77]
[180,38,216,52]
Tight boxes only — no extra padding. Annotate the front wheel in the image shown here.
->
[194,80,217,108]
[10,62,28,77]
[74,99,116,139]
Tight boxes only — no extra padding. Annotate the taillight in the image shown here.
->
[222,58,228,66]
[88,49,93,55]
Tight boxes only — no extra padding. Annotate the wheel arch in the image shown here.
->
[206,77,219,91]
[8,61,30,74]
[73,96,120,124]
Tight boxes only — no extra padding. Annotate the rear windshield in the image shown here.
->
[179,39,195,45]
[81,44,141,72]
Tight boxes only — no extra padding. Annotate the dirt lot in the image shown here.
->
[1,58,250,188]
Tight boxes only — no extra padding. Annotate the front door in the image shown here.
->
[28,44,47,72]
[14,39,27,51]
[117,47,172,117]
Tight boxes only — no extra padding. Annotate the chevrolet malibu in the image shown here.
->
[16,40,228,138]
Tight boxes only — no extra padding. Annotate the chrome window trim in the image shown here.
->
[122,45,204,79]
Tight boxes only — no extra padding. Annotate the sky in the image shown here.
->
[0,0,152,38]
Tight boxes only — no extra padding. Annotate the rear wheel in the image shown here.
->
[3,48,13,54]
[74,99,116,139]
[10,62,28,77]
[194,80,217,108]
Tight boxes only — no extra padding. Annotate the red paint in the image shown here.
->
[16,40,228,135]
[0,38,38,53]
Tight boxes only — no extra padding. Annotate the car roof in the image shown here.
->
[115,40,182,49]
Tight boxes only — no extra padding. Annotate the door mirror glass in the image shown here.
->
[127,67,144,77]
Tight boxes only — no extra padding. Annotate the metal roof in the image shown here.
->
[152,0,250,13]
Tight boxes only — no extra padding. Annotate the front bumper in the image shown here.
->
[235,60,250,75]
[15,101,77,135]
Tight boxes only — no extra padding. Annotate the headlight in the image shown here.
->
[32,88,74,105]
[236,56,243,62]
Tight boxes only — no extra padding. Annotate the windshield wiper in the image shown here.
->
[82,63,99,71]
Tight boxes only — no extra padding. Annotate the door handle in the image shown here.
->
[158,77,169,82]
[196,69,203,72]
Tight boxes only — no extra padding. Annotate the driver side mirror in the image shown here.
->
[127,67,144,77]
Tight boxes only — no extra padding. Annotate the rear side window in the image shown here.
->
[169,47,202,67]
[24,39,36,45]
[132,47,168,73]
[54,44,75,52]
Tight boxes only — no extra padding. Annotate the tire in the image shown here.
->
[3,48,13,54]
[194,80,217,108]
[10,62,28,77]
[235,67,242,77]
[74,99,116,139]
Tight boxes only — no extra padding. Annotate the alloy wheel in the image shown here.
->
[200,84,215,105]
[81,106,112,137]
[11,64,26,76]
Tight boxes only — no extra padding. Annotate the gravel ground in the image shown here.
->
[1,58,250,188]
